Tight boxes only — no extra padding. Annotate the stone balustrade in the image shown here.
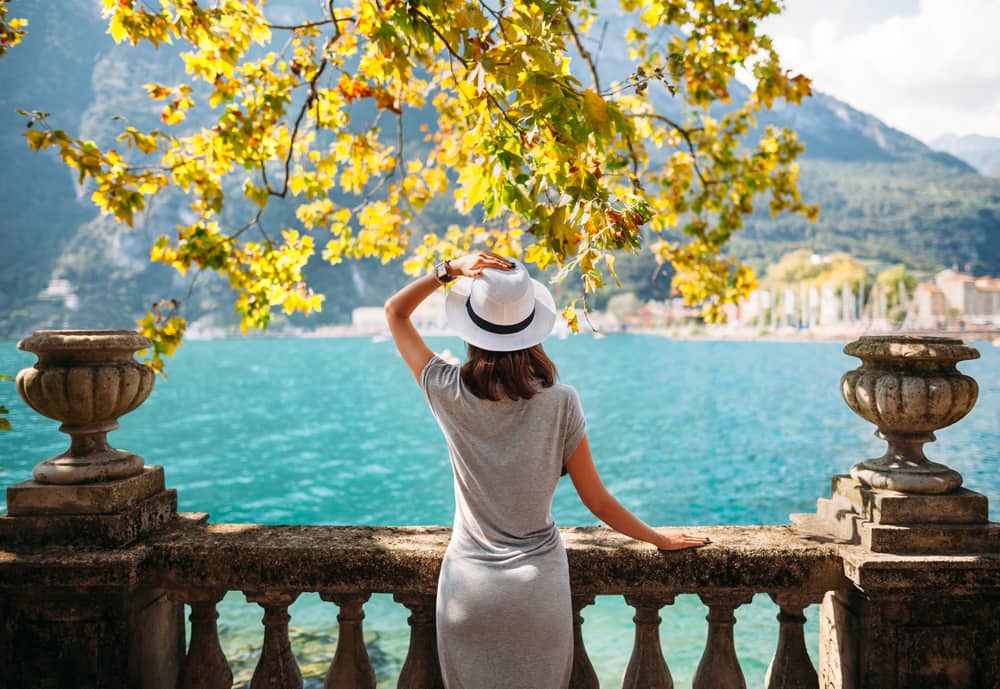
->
[0,516,845,688]
[1,331,999,688]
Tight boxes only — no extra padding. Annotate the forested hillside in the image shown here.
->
[1,0,998,337]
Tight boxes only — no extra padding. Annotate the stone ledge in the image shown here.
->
[0,521,846,596]
[831,475,989,526]
[861,521,1000,555]
[144,523,846,597]
[0,489,177,549]
[6,466,166,516]
[839,545,1000,594]
[866,488,989,525]
[9,520,998,601]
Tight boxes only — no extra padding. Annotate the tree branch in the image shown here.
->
[629,111,716,189]
[266,56,329,198]
[563,11,600,93]
[266,19,336,30]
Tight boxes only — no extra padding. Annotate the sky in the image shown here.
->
[761,0,1000,143]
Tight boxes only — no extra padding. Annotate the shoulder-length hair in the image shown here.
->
[461,343,557,401]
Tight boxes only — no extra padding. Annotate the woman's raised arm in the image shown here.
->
[565,434,710,551]
[385,251,515,382]
[385,273,439,382]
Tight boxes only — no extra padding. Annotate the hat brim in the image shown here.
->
[445,275,558,352]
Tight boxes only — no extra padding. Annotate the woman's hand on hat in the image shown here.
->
[653,529,711,551]
[447,251,516,279]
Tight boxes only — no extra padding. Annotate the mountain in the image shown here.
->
[931,134,1000,177]
[1,3,999,338]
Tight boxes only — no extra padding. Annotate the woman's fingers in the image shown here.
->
[656,531,712,550]
[478,252,514,269]
[465,251,515,277]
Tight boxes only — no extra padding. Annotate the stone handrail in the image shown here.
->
[1,516,846,689]
[148,520,846,595]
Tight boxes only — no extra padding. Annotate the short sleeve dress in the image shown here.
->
[420,355,587,689]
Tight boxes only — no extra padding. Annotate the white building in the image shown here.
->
[351,290,448,334]
[910,270,1000,327]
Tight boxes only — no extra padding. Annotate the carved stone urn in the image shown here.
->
[841,335,979,494]
[16,330,155,484]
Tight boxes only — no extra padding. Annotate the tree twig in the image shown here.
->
[563,11,600,92]
[265,55,329,197]
[581,290,600,333]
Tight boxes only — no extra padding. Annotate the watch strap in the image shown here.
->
[435,261,455,284]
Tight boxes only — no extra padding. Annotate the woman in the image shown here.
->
[385,250,708,689]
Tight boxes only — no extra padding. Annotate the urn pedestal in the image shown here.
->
[793,335,999,555]
[0,330,177,547]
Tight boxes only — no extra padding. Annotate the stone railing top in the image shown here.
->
[4,518,998,596]
[0,517,846,596]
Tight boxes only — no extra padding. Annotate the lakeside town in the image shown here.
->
[323,256,1000,343]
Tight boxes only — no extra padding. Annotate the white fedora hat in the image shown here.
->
[445,259,558,352]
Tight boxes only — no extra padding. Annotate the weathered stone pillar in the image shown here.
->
[622,593,675,689]
[0,330,185,689]
[321,592,376,689]
[394,592,444,689]
[569,594,600,689]
[172,589,233,689]
[793,336,1000,689]
[246,591,303,689]
[765,592,818,689]
[692,591,753,689]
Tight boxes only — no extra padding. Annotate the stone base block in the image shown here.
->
[0,489,177,548]
[831,475,989,525]
[861,521,1000,554]
[794,475,998,554]
[6,466,166,516]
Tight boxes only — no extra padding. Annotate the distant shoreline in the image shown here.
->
[4,326,997,346]
[177,325,1000,345]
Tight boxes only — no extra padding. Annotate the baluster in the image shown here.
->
[394,592,445,689]
[692,591,754,689]
[570,594,600,689]
[621,594,674,689]
[764,593,819,689]
[244,591,302,689]
[320,592,375,689]
[172,589,233,689]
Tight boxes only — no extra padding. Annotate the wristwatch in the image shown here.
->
[434,260,455,285]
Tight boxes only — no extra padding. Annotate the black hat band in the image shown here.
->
[466,297,536,335]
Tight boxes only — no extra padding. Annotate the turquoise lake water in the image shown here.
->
[2,335,998,687]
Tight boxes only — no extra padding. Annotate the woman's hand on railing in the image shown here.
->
[653,530,711,551]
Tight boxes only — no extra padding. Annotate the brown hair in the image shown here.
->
[461,343,558,401]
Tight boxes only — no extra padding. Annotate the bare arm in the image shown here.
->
[566,434,709,550]
[385,251,515,382]
[385,274,439,382]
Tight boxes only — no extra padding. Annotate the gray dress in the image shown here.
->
[420,356,587,689]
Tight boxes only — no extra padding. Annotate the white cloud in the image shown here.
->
[762,0,1000,142]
